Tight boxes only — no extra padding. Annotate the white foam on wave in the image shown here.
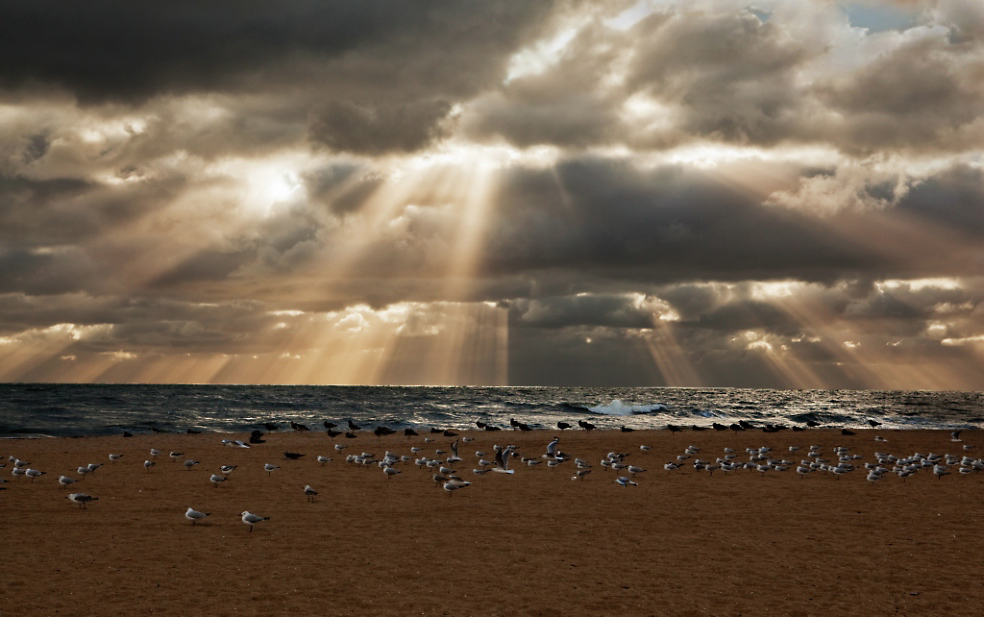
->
[589,400,668,416]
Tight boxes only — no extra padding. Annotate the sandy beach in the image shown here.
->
[2,428,982,617]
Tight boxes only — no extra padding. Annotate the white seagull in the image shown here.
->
[241,511,270,532]
[185,507,210,526]
[58,475,76,487]
[68,493,98,508]
[264,463,280,476]
[209,474,226,488]
[443,478,471,496]
[304,485,318,501]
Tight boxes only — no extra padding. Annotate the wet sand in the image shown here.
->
[2,428,982,617]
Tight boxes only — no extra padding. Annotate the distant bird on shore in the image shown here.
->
[249,430,265,444]
[578,420,596,432]
[323,421,337,429]
[404,428,418,438]
[347,420,361,431]
[58,475,75,487]
[290,422,309,431]
[25,469,46,482]
[264,464,280,476]
[304,485,318,501]
[443,478,470,496]
[150,449,161,459]
[951,430,963,442]
[264,422,278,431]
[109,453,123,462]
[317,455,331,465]
[185,507,210,526]
[144,460,155,472]
[170,451,184,462]
[326,429,342,439]
[620,426,634,432]
[867,419,882,427]
[183,459,200,470]
[283,452,304,460]
[241,511,270,532]
[209,474,226,488]
[219,465,237,475]
[68,493,98,508]
[557,422,571,431]
[615,476,637,487]
[374,426,395,438]
[344,432,357,439]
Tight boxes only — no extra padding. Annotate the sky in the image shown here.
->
[1,0,984,389]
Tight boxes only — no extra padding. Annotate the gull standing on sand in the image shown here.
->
[183,459,200,471]
[317,456,331,465]
[144,460,155,472]
[219,465,237,476]
[185,507,210,525]
[58,475,75,487]
[304,485,318,501]
[68,493,98,508]
[241,511,270,532]
[209,474,226,488]
[25,469,46,482]
[443,478,471,496]
[109,453,123,462]
[615,476,638,487]
[264,463,280,476]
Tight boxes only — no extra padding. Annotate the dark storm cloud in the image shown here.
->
[0,1,555,104]
[510,295,657,329]
[627,9,814,146]
[310,99,454,156]
[483,157,885,283]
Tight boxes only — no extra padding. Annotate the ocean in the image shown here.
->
[1,384,982,438]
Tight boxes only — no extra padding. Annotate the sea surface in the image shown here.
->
[1,384,983,438]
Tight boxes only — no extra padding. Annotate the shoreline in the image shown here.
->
[3,428,982,616]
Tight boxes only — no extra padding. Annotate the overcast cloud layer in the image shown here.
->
[1,0,983,388]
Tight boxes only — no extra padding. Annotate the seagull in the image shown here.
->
[86,463,103,474]
[58,475,76,487]
[241,511,270,532]
[304,485,318,501]
[183,460,200,471]
[443,478,471,496]
[185,507,210,526]
[283,452,304,460]
[572,469,592,481]
[219,465,237,475]
[150,449,161,459]
[544,436,560,459]
[76,466,92,479]
[264,463,280,476]
[25,469,46,482]
[209,474,226,488]
[317,456,331,465]
[491,445,516,474]
[615,476,638,487]
[640,445,651,454]
[109,453,123,462]
[144,460,155,472]
[169,451,184,462]
[383,467,401,479]
[68,493,98,509]
[951,430,963,443]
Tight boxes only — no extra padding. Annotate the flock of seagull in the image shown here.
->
[2,426,978,533]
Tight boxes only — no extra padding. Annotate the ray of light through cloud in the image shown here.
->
[1,0,983,388]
